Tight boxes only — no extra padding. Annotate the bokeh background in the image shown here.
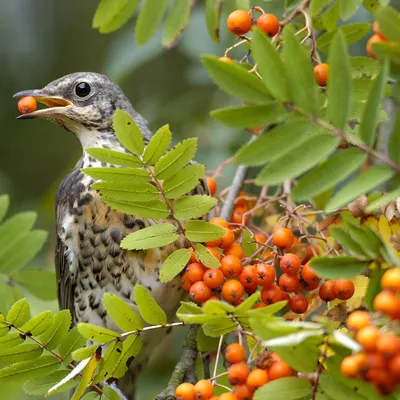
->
[0,0,394,398]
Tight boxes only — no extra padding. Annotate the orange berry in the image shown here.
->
[209,397,219,400]
[221,255,243,278]
[319,280,337,302]
[181,273,192,291]
[225,343,247,364]
[176,382,196,400]
[189,281,212,303]
[207,246,222,261]
[376,332,400,358]
[246,368,268,391]
[194,379,214,400]
[356,326,380,352]
[388,353,400,378]
[256,13,279,36]
[227,9,252,35]
[373,21,387,40]
[280,253,301,276]
[228,362,250,385]
[18,96,37,114]
[254,302,267,309]
[231,206,249,225]
[203,268,225,289]
[333,279,355,301]
[272,228,294,249]
[189,247,197,263]
[219,393,238,400]
[300,264,321,289]
[186,262,207,283]
[365,352,386,372]
[346,310,371,331]
[366,34,387,59]
[232,384,253,400]
[381,268,400,292]
[255,263,276,287]
[373,290,400,318]
[222,280,244,303]
[210,217,229,229]
[254,232,267,248]
[268,360,293,380]
[235,192,249,208]
[261,283,283,305]
[341,355,363,378]
[219,56,233,64]
[279,273,300,293]
[313,63,329,86]
[239,266,258,292]
[207,228,235,250]
[225,242,245,259]
[206,177,217,196]
[289,293,308,314]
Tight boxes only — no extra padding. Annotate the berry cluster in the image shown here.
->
[175,343,295,400]
[341,268,400,395]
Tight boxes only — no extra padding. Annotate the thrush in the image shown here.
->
[14,72,207,398]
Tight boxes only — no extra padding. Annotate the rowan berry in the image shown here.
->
[366,34,387,59]
[272,227,294,249]
[300,264,321,289]
[246,368,268,391]
[228,362,250,385]
[186,263,206,283]
[176,382,196,400]
[194,379,214,400]
[18,96,37,114]
[225,343,247,364]
[255,263,275,287]
[235,192,249,208]
[207,228,235,250]
[280,253,301,276]
[239,266,258,292]
[261,284,283,305]
[365,352,386,372]
[289,294,308,314]
[319,280,336,302]
[356,326,380,352]
[210,217,229,229]
[346,310,371,331]
[232,384,253,400]
[313,63,329,86]
[219,393,238,400]
[207,246,222,261]
[256,13,279,36]
[219,56,233,64]
[188,247,197,263]
[181,274,192,292]
[254,302,267,309]
[341,355,363,378]
[333,279,355,301]
[231,207,249,224]
[254,232,267,249]
[373,290,400,318]
[279,273,300,293]
[381,268,400,292]
[376,332,400,358]
[222,280,244,303]
[206,177,217,196]
[221,255,243,278]
[225,242,245,259]
[227,10,252,35]
[189,281,212,303]
[268,360,293,380]
[373,21,387,40]
[203,269,225,289]
[388,353,400,378]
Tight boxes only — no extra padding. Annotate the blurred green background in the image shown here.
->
[0,0,388,398]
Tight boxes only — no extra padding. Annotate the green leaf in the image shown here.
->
[71,351,101,400]
[72,345,100,361]
[0,355,61,384]
[12,269,57,300]
[283,26,318,115]
[292,149,367,201]
[235,120,315,166]
[99,0,141,34]
[174,195,217,220]
[78,323,120,344]
[113,109,144,155]
[389,110,400,164]
[376,6,400,45]
[325,165,395,212]
[202,319,237,337]
[241,230,257,257]
[176,302,213,324]
[92,0,127,28]
[317,23,371,53]
[202,55,272,103]
[164,164,205,199]
[0,344,42,367]
[143,124,172,165]
[40,310,71,350]
[205,0,223,43]
[359,60,388,146]
[234,292,260,314]
[0,194,9,223]
[92,181,159,203]
[318,374,366,400]
[0,333,25,350]
[339,0,363,20]
[154,138,197,180]
[160,249,191,283]
[327,31,352,130]
[330,227,368,258]
[103,293,144,332]
[135,0,170,46]
[134,285,167,325]
[322,0,340,31]
[309,256,368,279]
[196,327,220,352]
[102,386,121,400]
[113,334,143,378]
[350,57,379,79]
[310,0,336,18]
[0,315,8,337]
[366,188,400,211]
[193,243,220,269]
[211,104,287,129]
[7,298,30,328]
[85,148,142,168]
[185,221,225,242]
[57,327,86,363]
[121,224,178,251]
[252,28,289,102]
[21,311,53,336]
[94,340,123,383]
[256,135,340,185]
[104,198,169,219]
[81,167,150,184]
[162,0,195,48]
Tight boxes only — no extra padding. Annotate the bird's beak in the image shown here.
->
[14,89,73,119]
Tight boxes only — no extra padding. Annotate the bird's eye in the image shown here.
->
[75,82,91,97]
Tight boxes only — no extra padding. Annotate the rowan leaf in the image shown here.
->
[121,224,179,250]
[92,181,159,203]
[134,284,167,325]
[85,148,142,168]
[0,344,42,367]
[21,311,53,336]
[104,198,169,219]
[254,377,312,400]
[196,327,220,352]
[193,243,221,269]
[174,195,217,220]
[339,0,363,20]
[366,189,400,212]
[81,167,150,184]
[7,298,30,328]
[310,256,368,279]
[159,249,192,283]
[72,345,100,362]
[113,334,143,378]
[164,164,205,199]
[57,327,86,363]
[113,109,144,155]
[0,333,25,351]
[77,323,121,344]
[94,340,123,383]
[71,351,101,400]
[143,124,172,165]
[92,0,127,28]
[185,221,225,242]
[99,0,141,34]
[205,0,223,43]
[12,269,57,301]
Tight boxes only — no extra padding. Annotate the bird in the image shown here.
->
[14,72,207,398]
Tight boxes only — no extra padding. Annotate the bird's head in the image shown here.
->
[14,72,151,148]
